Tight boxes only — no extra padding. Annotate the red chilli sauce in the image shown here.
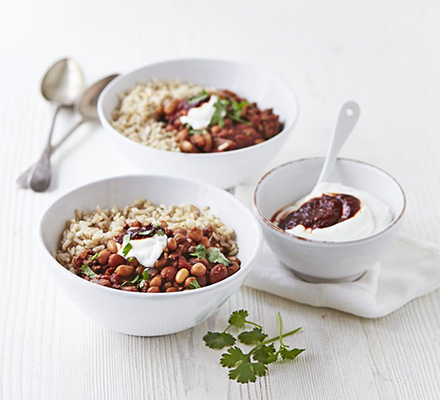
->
[272,194,361,231]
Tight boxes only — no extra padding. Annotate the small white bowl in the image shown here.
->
[253,158,406,282]
[40,175,262,336]
[98,58,299,189]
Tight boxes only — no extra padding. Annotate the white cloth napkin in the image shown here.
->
[235,186,440,318]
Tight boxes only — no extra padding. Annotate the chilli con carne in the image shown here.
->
[71,221,241,293]
[160,89,282,153]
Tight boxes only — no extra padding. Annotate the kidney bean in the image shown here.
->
[129,257,139,267]
[154,256,167,268]
[211,125,220,134]
[114,265,135,279]
[228,256,241,266]
[228,262,240,276]
[162,282,172,290]
[196,275,208,287]
[203,133,213,152]
[185,277,197,288]
[210,264,228,284]
[108,254,126,268]
[174,233,187,244]
[96,249,111,265]
[192,134,205,148]
[135,266,144,275]
[166,287,178,292]
[174,227,187,235]
[199,236,210,247]
[177,256,191,270]
[176,129,189,142]
[175,268,189,284]
[167,237,177,252]
[161,266,178,281]
[147,286,160,293]
[147,267,159,277]
[190,262,207,277]
[189,227,203,242]
[107,239,118,254]
[131,220,142,228]
[149,276,162,287]
[163,98,180,115]
[180,140,194,153]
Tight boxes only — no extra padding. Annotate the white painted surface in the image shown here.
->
[1,0,440,399]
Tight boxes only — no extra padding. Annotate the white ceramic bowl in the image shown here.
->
[40,175,263,336]
[253,158,406,282]
[98,58,299,189]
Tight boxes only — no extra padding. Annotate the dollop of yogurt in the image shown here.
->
[180,95,223,129]
[117,234,167,267]
[274,182,392,242]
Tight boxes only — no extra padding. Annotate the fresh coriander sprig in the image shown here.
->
[203,310,304,384]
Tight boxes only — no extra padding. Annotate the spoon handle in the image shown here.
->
[316,101,361,186]
[16,118,85,189]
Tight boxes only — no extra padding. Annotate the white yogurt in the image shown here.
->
[180,95,223,129]
[276,182,392,242]
[117,234,168,267]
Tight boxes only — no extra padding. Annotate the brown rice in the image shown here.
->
[111,79,204,152]
[56,199,238,270]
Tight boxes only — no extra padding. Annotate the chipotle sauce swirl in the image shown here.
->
[274,193,361,231]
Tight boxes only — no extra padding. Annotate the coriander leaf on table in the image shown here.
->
[208,248,231,266]
[252,344,277,364]
[81,264,97,278]
[238,328,267,345]
[190,244,208,260]
[222,348,267,384]
[203,332,236,349]
[280,347,305,360]
[228,309,249,328]
[220,346,247,368]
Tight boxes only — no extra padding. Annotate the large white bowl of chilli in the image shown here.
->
[253,158,406,282]
[40,175,263,336]
[97,58,299,189]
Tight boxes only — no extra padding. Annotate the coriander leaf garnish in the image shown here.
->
[121,234,132,257]
[210,98,229,128]
[203,310,304,384]
[90,253,99,262]
[189,89,210,106]
[142,270,150,281]
[81,264,97,278]
[156,229,165,236]
[203,332,236,349]
[238,328,267,345]
[229,100,250,124]
[138,230,153,236]
[189,279,201,290]
[208,248,232,266]
[190,244,208,260]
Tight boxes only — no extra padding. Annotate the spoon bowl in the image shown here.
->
[41,59,85,106]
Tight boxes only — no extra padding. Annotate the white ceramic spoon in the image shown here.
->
[315,101,361,187]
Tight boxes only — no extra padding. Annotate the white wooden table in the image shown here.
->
[1,1,440,398]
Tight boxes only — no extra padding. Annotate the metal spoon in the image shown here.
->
[22,59,85,192]
[17,74,118,190]
[315,101,361,187]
